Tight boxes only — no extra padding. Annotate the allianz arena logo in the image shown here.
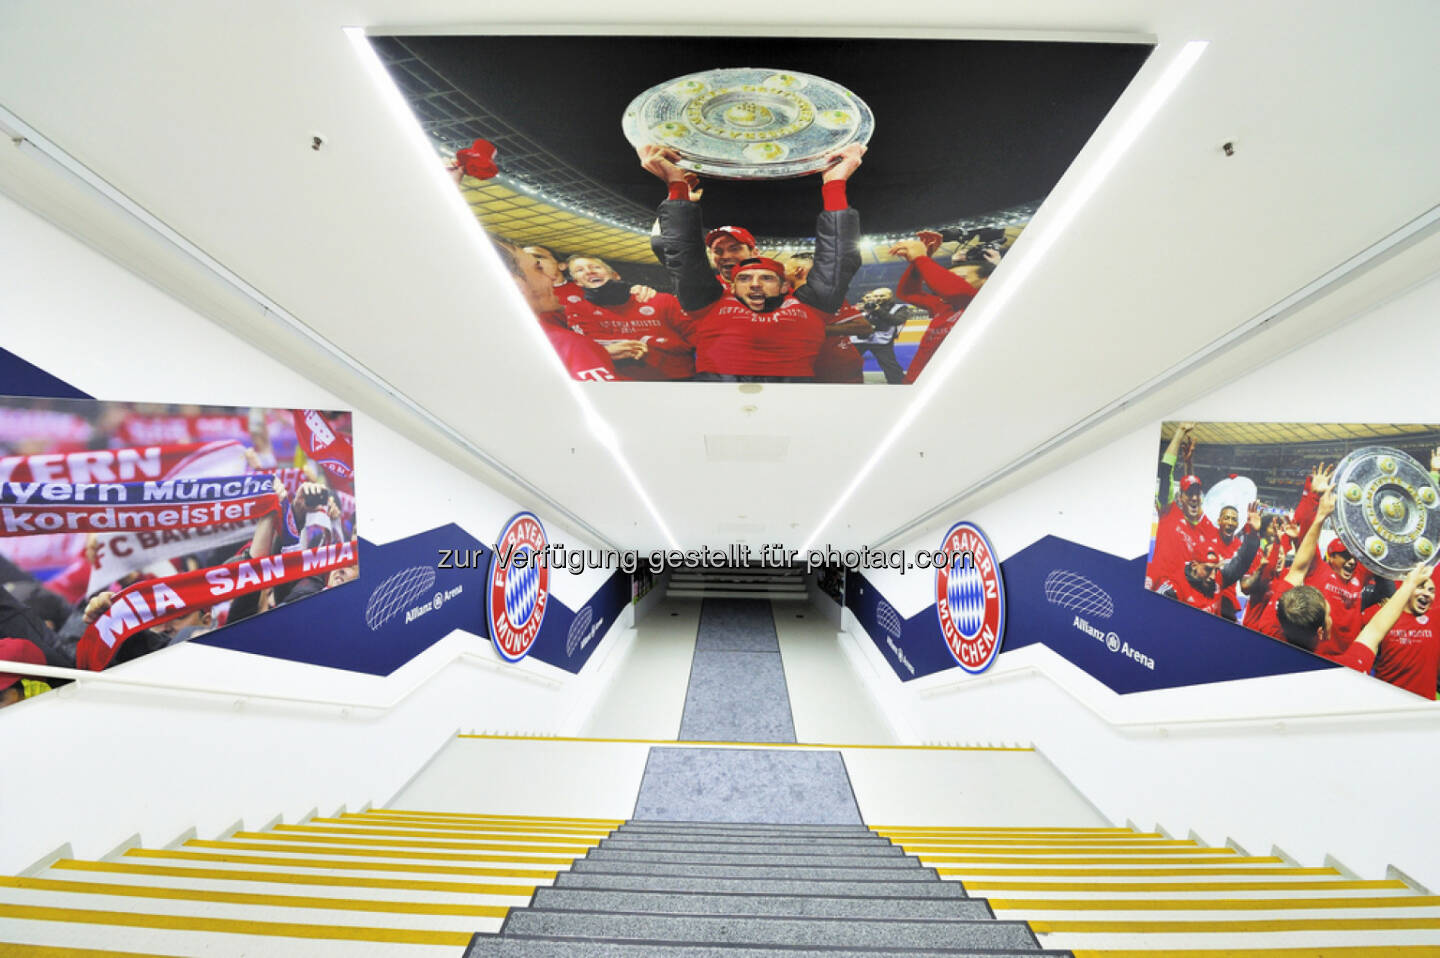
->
[1042,569,1115,619]
[566,606,602,657]
[364,565,437,631]
[875,599,903,640]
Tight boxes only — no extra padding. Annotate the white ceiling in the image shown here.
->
[1,1,1437,553]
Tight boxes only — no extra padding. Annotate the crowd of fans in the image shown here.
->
[0,401,358,697]
[1147,422,1440,700]
[482,144,1012,384]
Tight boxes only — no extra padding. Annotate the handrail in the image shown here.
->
[911,656,1440,730]
[0,640,567,712]
[839,622,1440,731]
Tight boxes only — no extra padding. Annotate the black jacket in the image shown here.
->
[651,199,861,314]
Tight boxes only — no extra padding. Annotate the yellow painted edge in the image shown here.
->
[0,903,475,946]
[964,879,1408,892]
[936,866,1339,877]
[879,837,1190,847]
[331,816,614,837]
[902,845,1224,856]
[125,847,559,879]
[371,808,624,825]
[0,944,176,958]
[51,859,537,897]
[0,875,512,918]
[275,823,602,846]
[994,895,1440,911]
[210,836,577,864]
[1032,916,1440,932]
[921,855,1269,865]
[455,732,1033,751]
[877,826,1137,833]
[247,828,595,854]
[1071,949,1440,958]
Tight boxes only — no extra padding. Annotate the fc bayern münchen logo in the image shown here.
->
[934,521,1006,674]
[488,512,550,662]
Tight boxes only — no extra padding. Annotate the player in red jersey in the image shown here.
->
[1155,503,1262,614]
[563,255,694,381]
[493,241,616,382]
[1364,568,1439,698]
[782,252,873,384]
[638,142,865,382]
[887,232,995,384]
[1147,474,1220,597]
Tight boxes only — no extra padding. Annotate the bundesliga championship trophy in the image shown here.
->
[623,68,874,179]
[1328,446,1440,577]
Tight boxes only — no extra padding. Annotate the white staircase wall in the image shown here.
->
[842,271,1440,892]
[0,192,635,875]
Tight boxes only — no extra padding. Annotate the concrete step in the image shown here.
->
[570,860,939,881]
[552,872,970,898]
[617,823,876,837]
[596,840,905,856]
[528,886,993,920]
[467,938,1070,958]
[582,848,917,867]
[605,834,893,849]
[498,909,1043,949]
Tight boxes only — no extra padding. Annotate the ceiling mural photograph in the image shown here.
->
[373,35,1151,385]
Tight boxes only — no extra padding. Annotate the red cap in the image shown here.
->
[1193,545,1220,564]
[729,257,787,282]
[1326,539,1353,558]
[1179,475,1203,493]
[0,638,46,691]
[455,139,499,180]
[705,226,756,249]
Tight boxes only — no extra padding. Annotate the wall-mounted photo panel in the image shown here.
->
[0,397,359,674]
[1146,421,1440,700]
[373,35,1150,384]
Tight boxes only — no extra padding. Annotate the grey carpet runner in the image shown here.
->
[464,821,1070,956]
[679,598,795,743]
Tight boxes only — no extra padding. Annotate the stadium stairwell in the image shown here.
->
[4,807,1440,954]
[666,565,808,601]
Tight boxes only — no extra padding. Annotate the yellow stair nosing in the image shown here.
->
[992,894,1440,911]
[50,859,538,897]
[274,823,604,845]
[0,902,475,947]
[371,808,623,826]
[1031,916,1440,933]
[0,875,513,918]
[125,847,560,879]
[204,837,577,864]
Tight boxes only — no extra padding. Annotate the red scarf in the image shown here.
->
[76,539,358,670]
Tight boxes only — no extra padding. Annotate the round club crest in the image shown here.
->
[934,521,1006,673]
[488,512,550,662]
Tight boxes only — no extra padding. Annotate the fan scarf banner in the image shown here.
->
[85,520,261,595]
[0,440,248,485]
[0,474,280,536]
[77,539,359,670]
[292,409,354,488]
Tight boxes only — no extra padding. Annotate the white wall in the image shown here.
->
[843,271,1440,890]
[0,192,631,872]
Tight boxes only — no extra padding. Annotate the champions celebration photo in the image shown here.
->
[0,397,359,682]
[372,34,1148,385]
[1146,421,1440,700]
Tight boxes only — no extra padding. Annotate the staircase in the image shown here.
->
[883,823,1440,954]
[666,566,808,601]
[4,814,1440,955]
[0,808,610,956]
[467,819,1059,956]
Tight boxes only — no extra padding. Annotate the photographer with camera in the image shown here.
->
[889,228,1008,383]
[850,287,916,384]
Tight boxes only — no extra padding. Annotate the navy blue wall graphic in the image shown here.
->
[849,534,1336,693]
[2,347,629,679]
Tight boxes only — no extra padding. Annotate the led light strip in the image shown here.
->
[800,40,1210,555]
